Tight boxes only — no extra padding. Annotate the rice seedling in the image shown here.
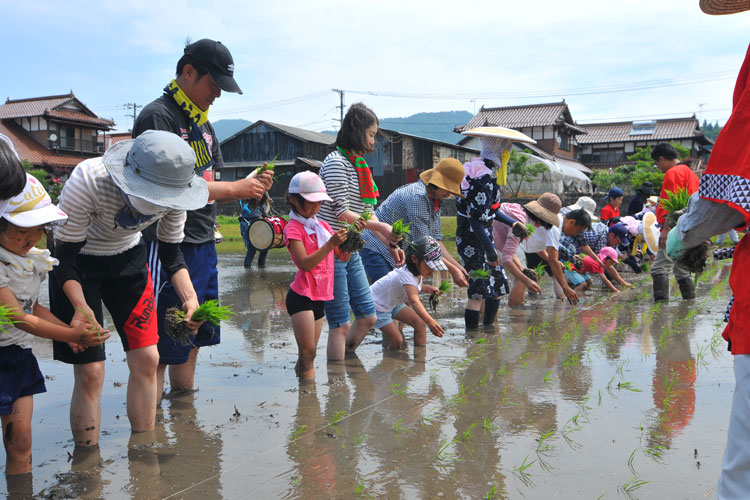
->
[644,444,666,462]
[339,210,374,253]
[73,306,104,342]
[430,279,453,311]
[627,447,638,474]
[164,300,234,346]
[0,303,18,334]
[501,387,518,407]
[245,154,277,178]
[290,424,307,443]
[391,218,411,239]
[536,430,556,454]
[469,269,491,279]
[329,410,348,427]
[711,331,726,356]
[476,338,487,345]
[461,423,477,442]
[485,483,497,499]
[449,384,469,406]
[662,373,678,410]
[496,365,509,378]
[435,438,460,462]
[534,263,547,280]
[391,383,406,396]
[421,407,440,425]
[482,417,497,431]
[292,476,301,486]
[543,370,553,383]
[354,434,368,446]
[620,476,650,498]
[479,371,490,385]
[562,352,580,368]
[617,381,642,392]
[393,417,410,434]
[513,456,537,487]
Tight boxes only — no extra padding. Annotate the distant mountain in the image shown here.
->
[214,119,253,142]
[379,111,474,144]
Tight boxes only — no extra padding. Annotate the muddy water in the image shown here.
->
[2,253,735,499]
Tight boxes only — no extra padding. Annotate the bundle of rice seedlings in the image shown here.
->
[429,279,453,311]
[165,300,235,346]
[246,154,277,179]
[469,269,490,279]
[0,304,17,334]
[339,210,373,253]
[512,222,535,240]
[659,188,691,227]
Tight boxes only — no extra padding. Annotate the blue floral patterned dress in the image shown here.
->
[456,167,509,300]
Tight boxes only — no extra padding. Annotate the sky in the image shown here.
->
[3,0,750,134]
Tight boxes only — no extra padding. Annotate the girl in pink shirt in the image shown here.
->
[284,171,351,379]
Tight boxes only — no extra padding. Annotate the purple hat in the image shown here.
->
[289,171,332,203]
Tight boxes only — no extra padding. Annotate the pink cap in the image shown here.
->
[288,171,332,203]
[598,246,618,263]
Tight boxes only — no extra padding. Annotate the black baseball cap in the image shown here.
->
[184,39,242,94]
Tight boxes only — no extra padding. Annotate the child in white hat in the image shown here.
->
[0,173,111,475]
[284,171,350,379]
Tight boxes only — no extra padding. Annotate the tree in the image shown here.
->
[23,160,63,202]
[505,149,548,198]
[590,142,690,195]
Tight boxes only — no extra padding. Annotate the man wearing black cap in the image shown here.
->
[133,38,274,397]
[626,182,655,216]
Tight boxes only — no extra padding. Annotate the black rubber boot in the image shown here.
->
[483,298,500,324]
[464,309,480,329]
[653,274,669,301]
[623,255,642,274]
[677,277,695,299]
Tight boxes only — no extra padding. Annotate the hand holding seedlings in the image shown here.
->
[512,222,534,240]
[165,300,234,346]
[245,154,277,180]
[71,322,112,348]
[470,269,491,279]
[71,305,106,354]
[338,210,373,253]
[391,219,411,247]
[429,279,453,311]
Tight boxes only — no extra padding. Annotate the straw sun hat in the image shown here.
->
[700,0,750,15]
[420,158,466,198]
[524,193,562,227]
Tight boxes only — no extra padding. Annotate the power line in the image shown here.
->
[341,70,736,101]
[211,90,330,117]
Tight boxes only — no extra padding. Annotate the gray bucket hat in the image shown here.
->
[103,130,208,211]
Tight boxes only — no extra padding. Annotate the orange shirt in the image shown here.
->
[656,163,700,225]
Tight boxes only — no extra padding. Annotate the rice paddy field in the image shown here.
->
[2,249,735,499]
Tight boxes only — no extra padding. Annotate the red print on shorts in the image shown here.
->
[123,271,159,349]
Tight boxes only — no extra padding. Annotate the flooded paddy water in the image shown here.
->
[2,252,736,499]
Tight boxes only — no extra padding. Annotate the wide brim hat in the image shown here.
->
[103,131,208,212]
[566,196,599,222]
[524,193,562,227]
[638,182,655,196]
[642,211,659,251]
[700,0,750,15]
[461,126,537,144]
[420,158,465,198]
[1,173,68,228]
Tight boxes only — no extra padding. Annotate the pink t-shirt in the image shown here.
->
[582,255,604,274]
[284,219,335,301]
[492,203,529,263]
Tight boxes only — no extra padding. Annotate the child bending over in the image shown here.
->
[0,173,109,475]
[370,236,447,348]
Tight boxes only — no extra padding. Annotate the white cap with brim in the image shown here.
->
[1,173,68,227]
[103,130,209,212]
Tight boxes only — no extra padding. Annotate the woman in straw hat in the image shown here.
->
[456,136,530,328]
[361,157,469,286]
[48,130,208,449]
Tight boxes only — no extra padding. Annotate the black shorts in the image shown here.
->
[285,288,325,320]
[525,252,554,277]
[49,244,159,364]
[0,346,46,415]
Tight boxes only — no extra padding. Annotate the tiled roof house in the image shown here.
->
[0,92,115,173]
[577,116,713,170]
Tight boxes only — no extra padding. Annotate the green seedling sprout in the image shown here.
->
[429,279,453,311]
[470,269,491,279]
[0,303,19,334]
[534,263,547,279]
[525,223,536,235]
[391,218,411,238]
[563,261,573,272]
[165,300,234,346]
[246,154,278,179]
[74,306,103,342]
[659,187,691,227]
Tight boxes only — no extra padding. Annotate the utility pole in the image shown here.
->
[124,102,142,125]
[332,89,344,127]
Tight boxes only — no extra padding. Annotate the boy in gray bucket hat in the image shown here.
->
[49,130,208,449]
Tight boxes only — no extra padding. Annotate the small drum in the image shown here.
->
[249,217,288,250]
